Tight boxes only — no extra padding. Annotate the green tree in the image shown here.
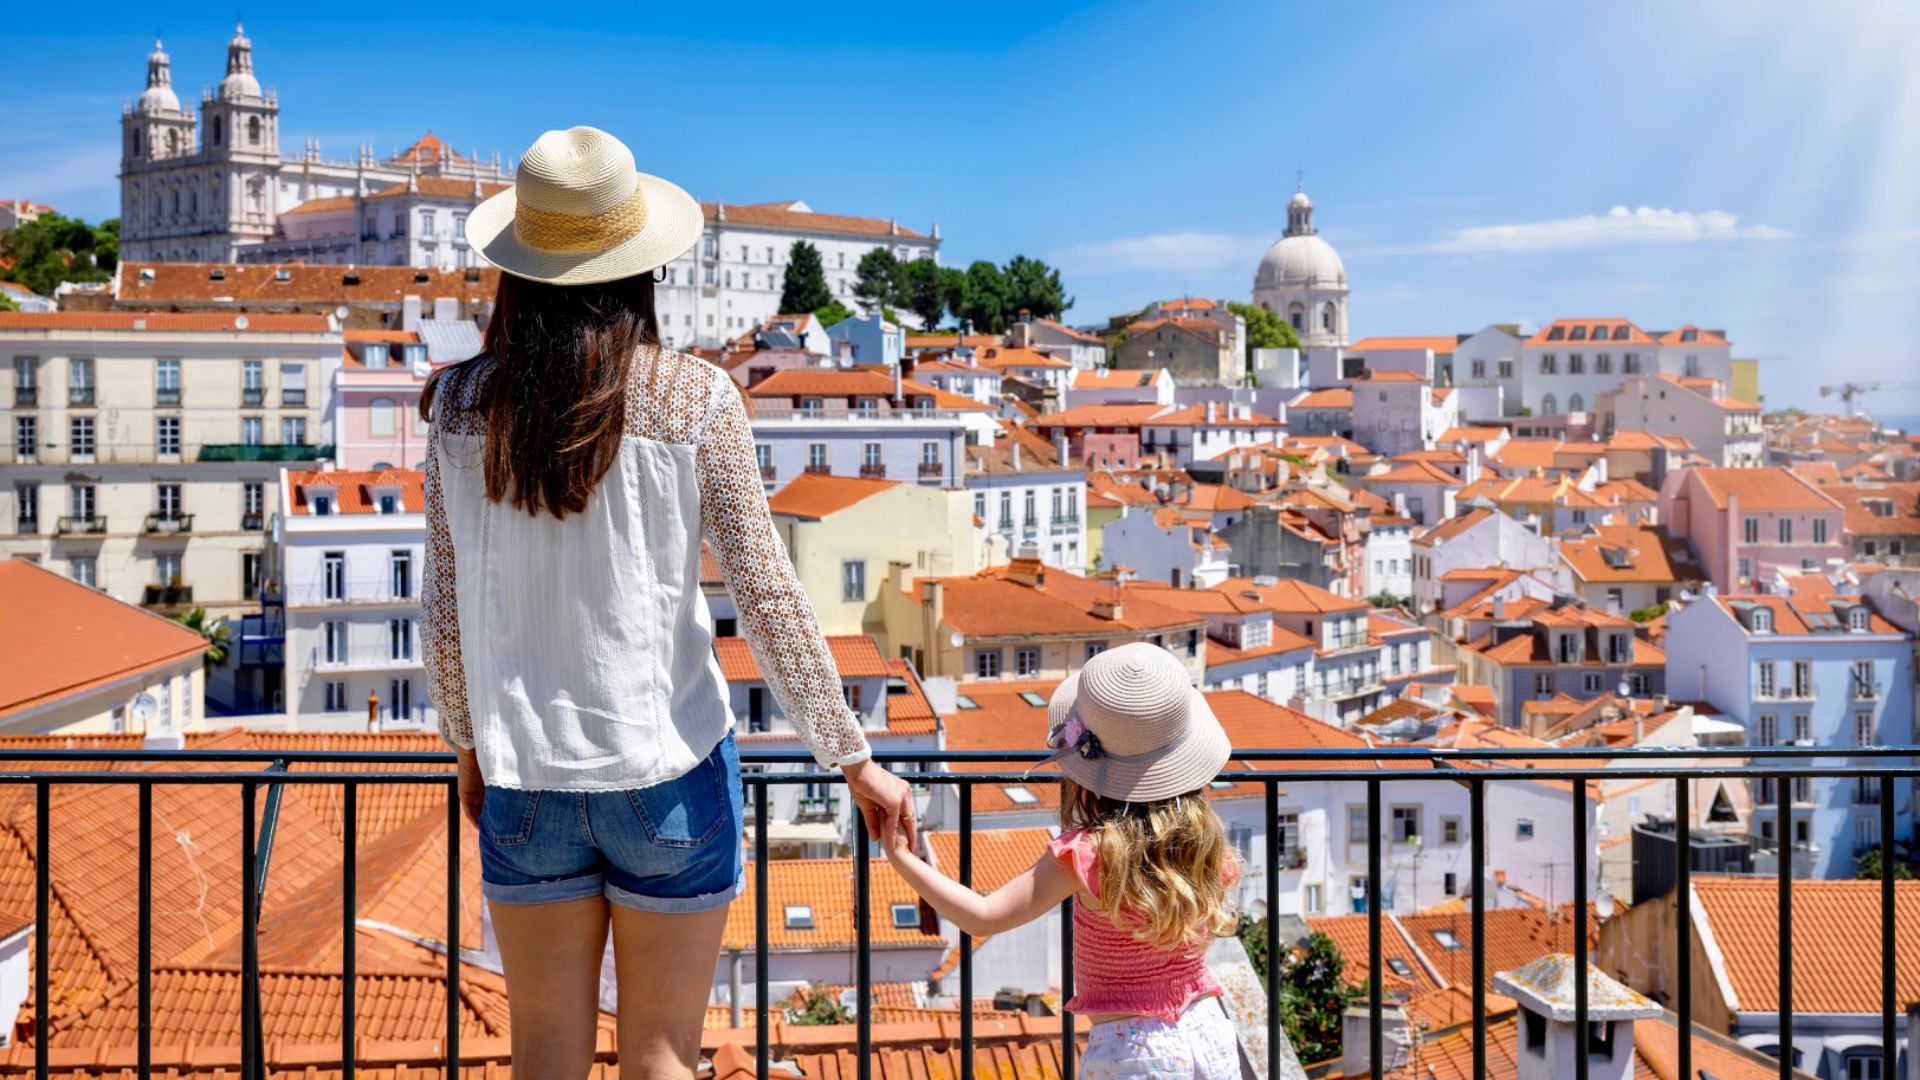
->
[784,983,854,1026]
[0,213,118,298]
[1227,301,1301,351]
[171,607,232,669]
[894,257,952,330]
[1856,848,1915,880]
[778,240,833,315]
[1000,255,1072,321]
[956,260,1009,334]
[813,299,855,328]
[853,248,900,308]
[0,290,16,313]
[1237,921,1357,1065]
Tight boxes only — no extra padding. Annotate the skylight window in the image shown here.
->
[1018,692,1047,707]
[955,695,979,710]
[1433,930,1464,951]
[891,903,921,929]
[1612,326,1631,341]
[1386,958,1414,977]
[783,905,814,930]
[1546,326,1566,341]
[1569,326,1588,341]
[1002,786,1039,805]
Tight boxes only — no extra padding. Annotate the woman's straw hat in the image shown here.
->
[466,126,703,286]
[1042,643,1231,802]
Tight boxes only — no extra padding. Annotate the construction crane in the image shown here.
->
[1819,381,1920,414]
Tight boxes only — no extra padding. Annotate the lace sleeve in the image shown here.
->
[422,422,474,750]
[693,370,871,769]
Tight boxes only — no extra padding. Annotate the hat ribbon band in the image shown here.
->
[1027,731,1184,778]
[514,183,651,254]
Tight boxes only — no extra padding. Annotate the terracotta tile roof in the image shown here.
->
[704,201,930,240]
[287,469,425,516]
[1437,426,1505,444]
[1825,482,1920,539]
[116,263,498,306]
[1071,369,1162,390]
[1333,1009,1786,1079]
[1603,429,1692,452]
[1124,317,1226,344]
[906,334,1001,349]
[972,346,1071,370]
[913,566,1204,638]
[1026,403,1170,429]
[1654,324,1728,346]
[1368,460,1466,487]
[1154,298,1217,311]
[746,369,989,412]
[1708,591,1897,636]
[1217,576,1365,616]
[1289,387,1352,410]
[276,194,357,217]
[1467,626,1663,668]
[722,858,948,952]
[1348,335,1459,353]
[766,472,900,520]
[1451,684,1497,716]
[1693,876,1920,1014]
[393,133,469,165]
[0,560,208,720]
[1685,466,1841,512]
[1145,404,1282,429]
[1487,438,1563,471]
[881,659,939,735]
[1303,914,1442,998]
[1399,906,1595,994]
[1412,507,1496,546]
[924,828,1053,894]
[1524,318,1653,346]
[714,635,891,682]
[1559,525,1697,585]
[0,311,333,333]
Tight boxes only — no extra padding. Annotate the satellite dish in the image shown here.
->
[335,305,349,321]
[1595,893,1616,919]
[131,692,158,727]
[234,315,249,330]
[949,630,965,649]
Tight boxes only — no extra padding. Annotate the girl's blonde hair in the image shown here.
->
[1060,778,1237,950]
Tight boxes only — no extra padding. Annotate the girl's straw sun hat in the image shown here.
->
[466,126,703,286]
[1043,642,1231,803]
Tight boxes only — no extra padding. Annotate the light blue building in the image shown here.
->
[1664,578,1915,878]
[823,313,904,369]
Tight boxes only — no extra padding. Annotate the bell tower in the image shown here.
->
[119,38,201,262]
[199,23,281,252]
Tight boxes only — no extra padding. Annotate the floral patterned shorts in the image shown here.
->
[1079,997,1240,1080]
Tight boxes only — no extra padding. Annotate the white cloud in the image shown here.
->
[1423,206,1789,254]
[1051,231,1269,274]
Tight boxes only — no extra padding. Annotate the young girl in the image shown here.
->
[881,642,1241,1080]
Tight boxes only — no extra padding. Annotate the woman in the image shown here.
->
[422,126,915,1079]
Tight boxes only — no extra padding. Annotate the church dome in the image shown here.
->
[1254,231,1345,291]
[136,39,180,114]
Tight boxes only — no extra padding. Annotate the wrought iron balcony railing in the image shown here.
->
[140,582,193,607]
[0,744,1911,1080]
[199,443,334,463]
[55,515,107,535]
[143,511,194,535]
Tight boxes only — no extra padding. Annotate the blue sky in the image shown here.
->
[6,0,1918,413]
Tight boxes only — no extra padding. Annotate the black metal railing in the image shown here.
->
[0,743,1912,1080]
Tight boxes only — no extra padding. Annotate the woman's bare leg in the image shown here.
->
[609,903,731,1080]
[491,895,612,1077]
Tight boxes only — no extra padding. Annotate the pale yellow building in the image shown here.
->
[0,312,341,621]
[765,471,979,652]
[1728,357,1760,408]
[0,558,208,736]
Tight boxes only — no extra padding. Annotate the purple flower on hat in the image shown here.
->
[1051,711,1103,760]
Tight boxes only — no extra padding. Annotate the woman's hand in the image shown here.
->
[455,747,484,829]
[842,758,916,851]
[878,806,914,863]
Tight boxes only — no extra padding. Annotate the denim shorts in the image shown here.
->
[478,732,745,913]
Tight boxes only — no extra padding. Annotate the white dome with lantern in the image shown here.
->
[1251,184,1349,348]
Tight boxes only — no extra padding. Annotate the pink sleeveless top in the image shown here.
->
[1047,828,1226,1022]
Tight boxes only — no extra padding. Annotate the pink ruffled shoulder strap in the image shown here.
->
[1047,827,1101,895]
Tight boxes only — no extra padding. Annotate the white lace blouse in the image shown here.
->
[422,346,871,789]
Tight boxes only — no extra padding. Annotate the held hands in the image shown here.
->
[841,758,917,852]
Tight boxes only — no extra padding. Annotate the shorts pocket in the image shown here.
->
[480,788,541,846]
[627,742,732,849]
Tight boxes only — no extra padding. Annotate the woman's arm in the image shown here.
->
[421,424,474,753]
[880,814,1079,938]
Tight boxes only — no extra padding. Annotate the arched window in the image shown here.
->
[1540,394,1558,416]
[189,190,198,215]
[1567,393,1585,414]
[166,129,180,155]
[171,189,180,214]
[132,129,142,155]
[1289,302,1305,331]
[248,116,261,145]
[212,116,223,145]
[1322,302,1337,332]
[369,397,396,437]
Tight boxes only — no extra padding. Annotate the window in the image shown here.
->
[974,493,986,520]
[1386,958,1414,978]
[1497,360,1515,379]
[369,397,395,437]
[1792,660,1812,698]
[156,416,181,456]
[14,416,35,459]
[323,681,348,712]
[1846,1055,1883,1080]
[1568,354,1584,375]
[1015,647,1040,676]
[783,905,814,930]
[1085,642,1106,661]
[843,683,863,711]
[1792,713,1811,742]
[1752,607,1773,634]
[1853,659,1876,698]
[156,359,181,403]
[70,416,95,456]
[68,555,96,588]
[1023,490,1036,526]
[862,441,882,467]
[1303,883,1323,914]
[1744,517,1760,544]
[922,441,940,466]
[1441,817,1461,844]
[69,484,95,524]
[155,483,183,520]
[807,443,827,468]
[283,417,307,445]
[1390,807,1420,842]
[1778,518,1793,544]
[841,559,866,602]
[322,620,347,664]
[1470,359,1486,379]
[890,902,920,930]
[1857,711,1875,745]
[1757,714,1777,745]
[1002,786,1038,805]
[243,552,263,600]
[974,649,1002,679]
[281,363,307,406]
[323,551,346,601]
[242,417,263,445]
[68,358,94,404]
[14,483,37,533]
[1347,805,1369,845]
[1443,872,1457,896]
[1583,673,1604,693]
[1848,606,1868,632]
[247,115,260,144]
[390,551,412,599]
[421,210,436,236]
[1813,518,1828,544]
[1516,819,1535,839]
[13,357,36,404]
[388,622,413,662]
[242,482,265,528]
[1533,672,1554,698]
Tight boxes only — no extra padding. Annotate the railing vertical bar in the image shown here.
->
[1470,778,1486,1080]
[33,781,48,1080]
[1264,780,1280,1080]
[754,779,769,1080]
[1881,775,1895,1080]
[1060,895,1075,1080]
[855,810,872,1080]
[1367,778,1382,1080]
[959,783,975,1080]
[241,781,258,1080]
[1573,777,1589,1080]
[342,782,357,1075]
[139,783,153,1080]
[445,779,460,1076]
[1776,789,1792,1080]
[1674,776,1691,1080]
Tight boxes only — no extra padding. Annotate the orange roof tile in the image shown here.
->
[1216,576,1366,616]
[1525,318,1653,347]
[1289,387,1353,410]
[723,858,947,952]
[766,472,901,520]
[924,828,1052,894]
[1559,525,1697,585]
[972,346,1072,370]
[713,635,891,682]
[1348,335,1459,353]
[0,311,332,333]
[1693,876,1920,1014]
[1685,466,1841,512]
[117,262,498,307]
[705,201,930,240]
[0,561,208,720]
[287,469,424,515]
[913,566,1204,639]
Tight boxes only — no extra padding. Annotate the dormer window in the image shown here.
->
[274,269,291,283]
[209,268,226,281]
[1606,632,1630,664]
[1848,607,1868,632]
[403,344,428,368]
[362,344,390,367]
[371,486,403,514]
[783,905,814,930]
[309,489,337,516]
[1751,607,1773,634]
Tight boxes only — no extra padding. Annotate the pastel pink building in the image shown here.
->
[1658,466,1846,593]
[332,331,433,471]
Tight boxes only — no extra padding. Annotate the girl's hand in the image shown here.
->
[455,747,484,828]
[878,806,913,861]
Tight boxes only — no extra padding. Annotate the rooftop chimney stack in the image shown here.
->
[1495,954,1660,1080]
[1341,1005,1408,1079]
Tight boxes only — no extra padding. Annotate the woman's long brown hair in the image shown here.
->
[422,271,660,518]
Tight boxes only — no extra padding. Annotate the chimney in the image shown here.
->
[1465,443,1483,484]
[432,296,458,322]
[1341,1004,1408,1078]
[1495,954,1659,1080]
[1092,590,1124,621]
[1492,596,1506,620]
[1011,442,1022,470]
[1205,400,1218,423]
[1054,431,1070,466]
[892,360,903,403]
[1008,546,1046,588]
[1907,1002,1919,1080]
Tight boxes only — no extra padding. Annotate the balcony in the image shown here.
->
[13,386,35,406]
[199,443,334,463]
[804,462,832,475]
[55,515,107,535]
[286,579,415,607]
[156,387,182,406]
[282,388,308,407]
[68,387,95,406]
[143,511,194,535]
[242,386,265,406]
[759,464,777,483]
[1049,513,1081,528]
[310,645,422,671]
[242,512,265,531]
[0,743,1906,1078]
[141,582,194,607]
[858,463,888,479]
[794,793,842,822]
[918,462,944,480]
